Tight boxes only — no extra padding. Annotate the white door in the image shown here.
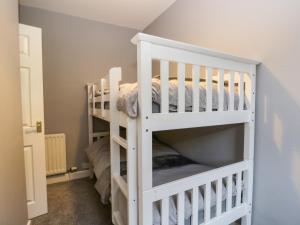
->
[19,24,48,219]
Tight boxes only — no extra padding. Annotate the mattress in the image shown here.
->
[117,77,248,118]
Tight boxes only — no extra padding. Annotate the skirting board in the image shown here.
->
[47,170,91,185]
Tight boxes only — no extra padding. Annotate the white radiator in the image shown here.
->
[45,133,67,176]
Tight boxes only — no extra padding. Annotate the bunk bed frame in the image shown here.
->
[87,33,258,225]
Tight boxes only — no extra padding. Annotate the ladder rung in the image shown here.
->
[92,131,109,137]
[94,96,101,101]
[113,175,128,198]
[112,136,127,149]
[113,211,124,225]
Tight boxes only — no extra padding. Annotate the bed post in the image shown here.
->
[87,84,94,178]
[87,84,93,145]
[136,39,153,225]
[242,64,256,225]
[127,117,138,225]
[109,67,122,225]
[100,78,105,118]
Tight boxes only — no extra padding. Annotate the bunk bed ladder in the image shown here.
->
[110,67,138,225]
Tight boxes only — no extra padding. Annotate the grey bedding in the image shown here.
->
[85,138,241,225]
[117,163,240,225]
[117,78,247,118]
[152,164,240,225]
[85,136,111,203]
[85,136,186,204]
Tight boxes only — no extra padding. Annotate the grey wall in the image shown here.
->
[19,6,139,170]
[145,0,300,224]
[155,124,244,167]
[0,1,28,225]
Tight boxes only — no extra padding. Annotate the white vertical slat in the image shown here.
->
[100,79,105,117]
[204,182,211,222]
[92,84,96,114]
[104,79,109,117]
[160,60,169,113]
[238,72,244,111]
[226,175,233,211]
[192,65,200,112]
[236,172,242,207]
[87,85,93,145]
[229,71,235,111]
[192,187,199,225]
[109,67,122,225]
[244,73,254,116]
[241,65,256,225]
[161,198,169,225]
[218,69,224,111]
[206,67,213,112]
[244,69,256,162]
[177,63,185,113]
[216,179,222,217]
[177,192,185,225]
[127,118,138,225]
[137,41,153,225]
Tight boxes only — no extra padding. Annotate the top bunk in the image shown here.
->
[87,79,110,122]
[87,33,259,131]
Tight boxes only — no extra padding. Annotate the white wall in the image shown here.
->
[145,0,300,224]
[0,1,28,224]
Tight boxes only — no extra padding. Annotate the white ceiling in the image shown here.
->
[19,0,176,30]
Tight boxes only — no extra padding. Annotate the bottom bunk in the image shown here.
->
[85,136,248,225]
[85,136,201,204]
[117,164,243,225]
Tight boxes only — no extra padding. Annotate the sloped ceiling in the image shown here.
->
[19,0,176,30]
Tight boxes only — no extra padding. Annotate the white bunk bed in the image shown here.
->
[87,33,258,225]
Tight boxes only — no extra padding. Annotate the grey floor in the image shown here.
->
[32,178,113,225]
[32,178,241,225]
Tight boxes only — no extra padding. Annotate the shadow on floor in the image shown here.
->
[32,178,113,225]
